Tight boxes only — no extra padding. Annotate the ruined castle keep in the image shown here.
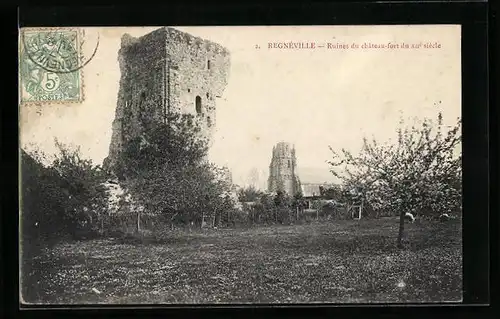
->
[268,142,302,195]
[104,27,231,171]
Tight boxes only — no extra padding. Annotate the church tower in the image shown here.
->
[267,142,301,195]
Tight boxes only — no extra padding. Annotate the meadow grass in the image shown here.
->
[22,217,462,304]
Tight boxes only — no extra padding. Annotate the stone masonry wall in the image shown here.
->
[105,27,231,172]
[268,142,301,196]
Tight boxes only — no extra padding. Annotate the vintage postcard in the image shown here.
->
[19,25,462,305]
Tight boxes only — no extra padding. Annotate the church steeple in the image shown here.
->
[268,141,301,195]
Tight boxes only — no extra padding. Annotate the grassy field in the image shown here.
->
[22,217,462,304]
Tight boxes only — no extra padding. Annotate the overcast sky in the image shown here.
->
[20,25,461,189]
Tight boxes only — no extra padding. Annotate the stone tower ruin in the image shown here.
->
[104,27,231,172]
[268,142,301,196]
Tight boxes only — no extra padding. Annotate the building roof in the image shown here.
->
[301,182,340,198]
[301,183,323,197]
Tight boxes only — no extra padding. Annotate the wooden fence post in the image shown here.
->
[136,211,141,233]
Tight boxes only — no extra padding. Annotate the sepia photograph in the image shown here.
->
[19,25,462,304]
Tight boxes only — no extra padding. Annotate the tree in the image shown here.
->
[51,140,111,235]
[292,191,304,206]
[21,148,72,303]
[328,112,461,248]
[21,141,111,240]
[117,112,209,179]
[116,111,234,230]
[252,193,276,224]
[273,190,292,223]
[319,185,343,201]
[237,185,263,202]
[20,148,69,245]
[292,191,306,221]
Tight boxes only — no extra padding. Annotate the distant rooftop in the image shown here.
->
[300,182,337,198]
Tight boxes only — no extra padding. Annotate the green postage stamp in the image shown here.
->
[19,28,84,104]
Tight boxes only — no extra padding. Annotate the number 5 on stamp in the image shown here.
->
[19,28,84,104]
